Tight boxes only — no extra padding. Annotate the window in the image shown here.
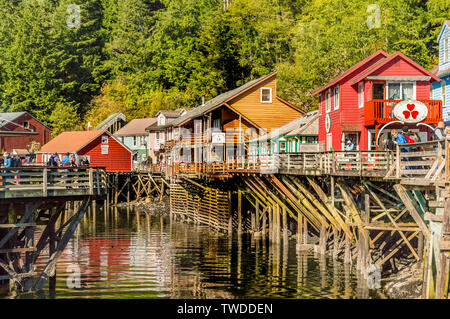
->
[333,85,339,110]
[358,82,364,108]
[213,118,221,130]
[157,114,165,126]
[279,141,286,153]
[133,136,138,146]
[325,90,331,112]
[261,87,272,103]
[23,121,29,129]
[101,135,108,144]
[443,81,446,106]
[387,82,415,100]
[445,36,449,63]
[101,145,109,155]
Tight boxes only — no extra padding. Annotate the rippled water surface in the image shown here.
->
[10,206,385,299]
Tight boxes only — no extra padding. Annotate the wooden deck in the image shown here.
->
[167,137,450,184]
[0,167,107,201]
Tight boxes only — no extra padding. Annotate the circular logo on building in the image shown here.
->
[393,100,428,124]
[325,114,331,133]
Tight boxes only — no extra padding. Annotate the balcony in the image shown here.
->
[364,99,442,126]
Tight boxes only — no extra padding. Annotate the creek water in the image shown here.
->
[7,205,386,299]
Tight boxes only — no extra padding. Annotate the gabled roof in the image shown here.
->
[0,111,52,130]
[351,51,441,84]
[431,64,450,78]
[157,109,188,118]
[168,72,281,127]
[37,130,132,154]
[437,20,450,42]
[0,112,27,128]
[94,113,127,130]
[114,118,157,136]
[252,110,318,142]
[312,50,389,96]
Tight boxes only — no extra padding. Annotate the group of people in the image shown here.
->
[384,121,450,152]
[47,153,90,167]
[0,153,35,168]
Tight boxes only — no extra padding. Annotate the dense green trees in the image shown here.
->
[0,0,448,133]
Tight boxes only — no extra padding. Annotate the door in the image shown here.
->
[326,133,332,151]
[372,83,385,100]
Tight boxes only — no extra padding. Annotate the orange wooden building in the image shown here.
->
[161,72,304,165]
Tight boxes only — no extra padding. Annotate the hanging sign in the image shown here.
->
[211,132,226,144]
[325,114,331,133]
[393,100,428,124]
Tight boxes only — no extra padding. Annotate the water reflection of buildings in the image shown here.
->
[34,207,373,299]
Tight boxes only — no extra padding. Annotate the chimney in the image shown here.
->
[87,122,92,131]
[202,95,205,106]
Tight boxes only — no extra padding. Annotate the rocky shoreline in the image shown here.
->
[115,197,170,216]
[383,262,423,299]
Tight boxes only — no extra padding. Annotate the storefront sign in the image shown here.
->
[211,132,226,144]
[393,100,428,123]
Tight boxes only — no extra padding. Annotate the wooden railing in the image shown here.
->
[365,99,442,125]
[163,137,450,182]
[387,139,449,181]
[0,166,107,199]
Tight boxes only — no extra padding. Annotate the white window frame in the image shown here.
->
[443,80,446,105]
[333,84,339,110]
[445,36,449,63]
[325,89,331,113]
[358,82,364,108]
[260,87,272,103]
[101,135,108,144]
[386,81,416,100]
[157,114,165,126]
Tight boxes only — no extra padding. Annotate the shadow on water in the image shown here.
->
[6,205,385,299]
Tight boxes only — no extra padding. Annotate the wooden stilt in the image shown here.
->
[238,189,242,235]
[319,223,326,255]
[282,206,288,246]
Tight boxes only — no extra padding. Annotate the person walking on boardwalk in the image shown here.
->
[62,152,70,167]
[392,130,411,171]
[432,121,445,141]
[2,152,12,186]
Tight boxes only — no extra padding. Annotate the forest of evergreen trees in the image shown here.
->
[0,0,448,135]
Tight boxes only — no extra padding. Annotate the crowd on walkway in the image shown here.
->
[0,152,90,168]
[385,121,450,152]
[46,152,90,168]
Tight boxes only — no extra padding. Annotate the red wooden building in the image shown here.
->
[36,130,133,171]
[313,50,442,151]
[0,111,52,153]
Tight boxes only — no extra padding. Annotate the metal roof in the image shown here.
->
[114,118,157,136]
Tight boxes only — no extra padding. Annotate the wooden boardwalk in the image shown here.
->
[0,167,107,293]
[167,138,450,185]
[0,167,107,201]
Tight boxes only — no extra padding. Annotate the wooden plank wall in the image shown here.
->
[170,184,230,231]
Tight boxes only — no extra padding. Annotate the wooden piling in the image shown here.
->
[319,223,326,255]
[238,190,242,235]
